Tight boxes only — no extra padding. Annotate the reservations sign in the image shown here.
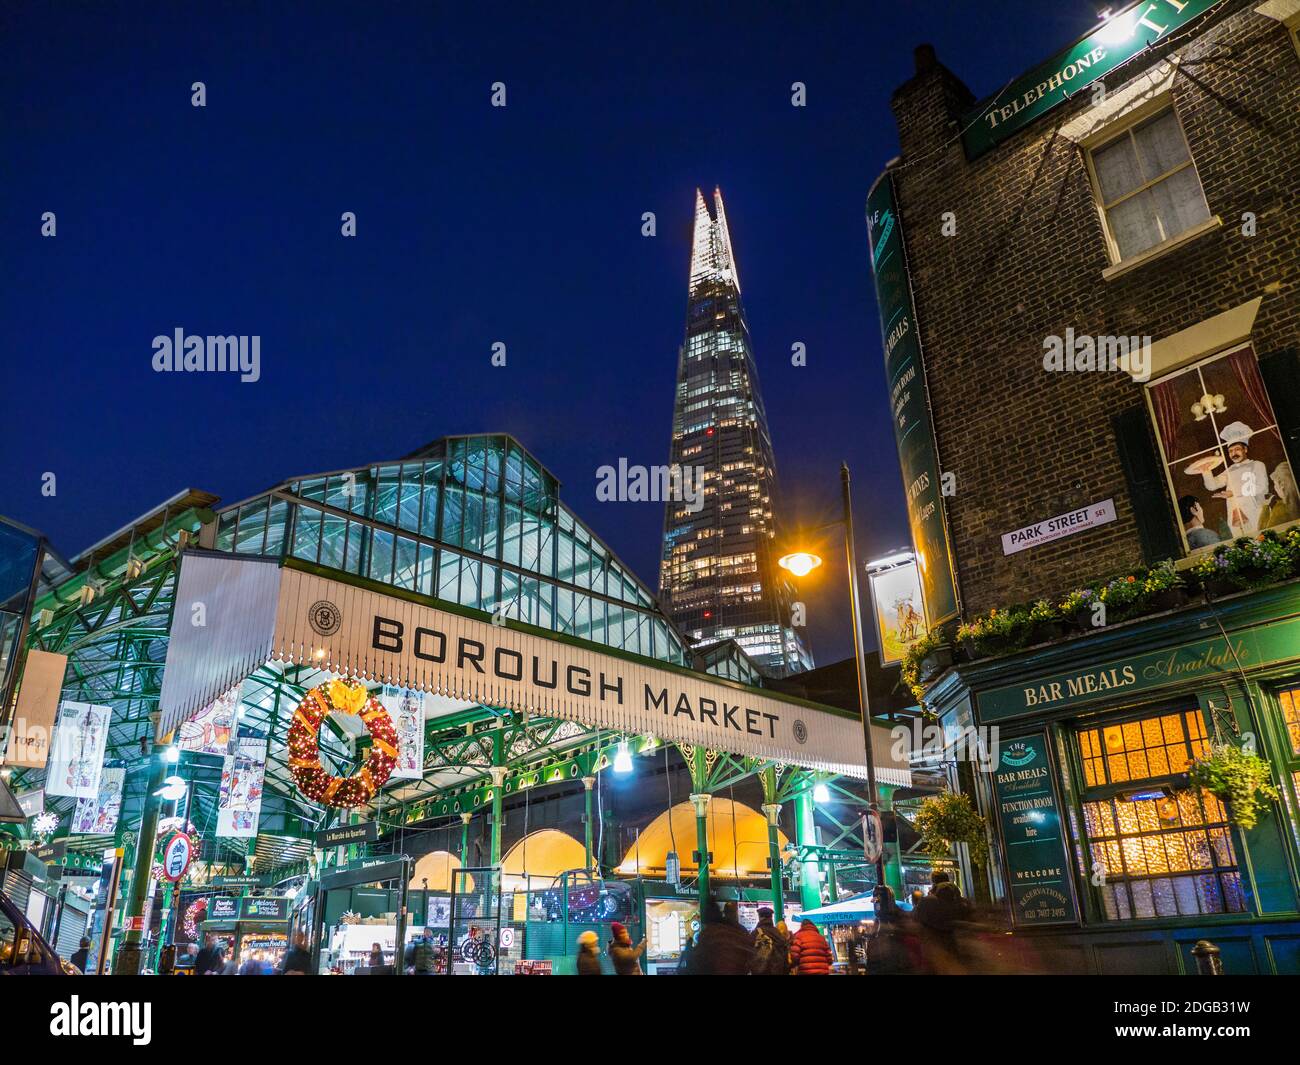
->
[961,0,1216,158]
[866,172,960,628]
[992,733,1078,926]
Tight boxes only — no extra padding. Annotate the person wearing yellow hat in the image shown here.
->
[1201,421,1269,537]
[576,930,602,975]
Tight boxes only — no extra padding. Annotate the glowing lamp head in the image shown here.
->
[156,776,188,802]
[164,745,181,763]
[779,552,823,578]
[613,741,633,774]
[812,782,831,804]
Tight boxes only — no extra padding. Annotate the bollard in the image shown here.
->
[1191,939,1222,975]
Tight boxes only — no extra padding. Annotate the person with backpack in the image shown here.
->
[749,907,790,975]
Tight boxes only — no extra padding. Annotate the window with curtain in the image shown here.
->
[1075,709,1245,921]
[1144,344,1295,555]
[1088,108,1211,261]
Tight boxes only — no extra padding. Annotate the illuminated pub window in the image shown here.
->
[1076,710,1245,921]
[1278,686,1300,836]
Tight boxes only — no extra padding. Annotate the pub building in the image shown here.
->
[871,0,1300,973]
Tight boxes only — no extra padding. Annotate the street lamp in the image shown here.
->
[812,781,831,804]
[778,462,886,887]
[613,741,633,774]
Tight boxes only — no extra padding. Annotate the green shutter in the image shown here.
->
[1112,405,1180,564]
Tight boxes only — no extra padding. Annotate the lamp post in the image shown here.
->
[779,462,886,887]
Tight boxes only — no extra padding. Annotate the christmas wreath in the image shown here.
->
[288,679,398,808]
[184,896,209,940]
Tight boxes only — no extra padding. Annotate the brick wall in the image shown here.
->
[887,2,1300,617]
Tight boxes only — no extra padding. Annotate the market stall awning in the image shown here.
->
[158,553,911,782]
[791,892,878,926]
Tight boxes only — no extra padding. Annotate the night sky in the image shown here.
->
[1,1,1105,663]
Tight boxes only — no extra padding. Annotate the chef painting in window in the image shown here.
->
[1199,421,1269,538]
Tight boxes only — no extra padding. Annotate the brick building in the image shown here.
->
[890,0,1299,614]
[873,0,1300,973]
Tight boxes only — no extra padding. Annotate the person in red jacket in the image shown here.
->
[789,919,834,975]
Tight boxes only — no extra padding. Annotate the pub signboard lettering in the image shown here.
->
[961,0,1217,158]
[866,171,960,628]
[980,614,1300,722]
[992,733,1078,926]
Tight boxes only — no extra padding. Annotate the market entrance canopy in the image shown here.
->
[158,554,907,782]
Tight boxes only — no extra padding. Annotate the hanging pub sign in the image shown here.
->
[161,832,194,883]
[991,733,1078,926]
[867,558,928,666]
[866,171,960,629]
[961,0,1217,158]
[316,821,379,848]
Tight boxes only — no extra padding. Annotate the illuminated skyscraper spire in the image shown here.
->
[660,188,811,678]
[690,187,741,295]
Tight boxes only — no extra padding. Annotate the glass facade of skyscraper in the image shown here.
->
[658,189,812,677]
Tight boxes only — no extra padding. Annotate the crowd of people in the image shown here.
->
[574,870,997,975]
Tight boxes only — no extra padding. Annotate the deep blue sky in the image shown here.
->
[1,1,1104,662]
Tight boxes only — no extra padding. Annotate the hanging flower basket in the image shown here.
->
[1189,742,1280,831]
[914,792,989,867]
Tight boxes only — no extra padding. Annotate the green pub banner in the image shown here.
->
[992,733,1078,926]
[867,171,960,628]
[979,613,1300,722]
[961,0,1217,158]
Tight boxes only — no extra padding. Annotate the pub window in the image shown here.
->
[1086,107,1211,262]
[1145,344,1297,556]
[1277,685,1300,827]
[1075,710,1246,921]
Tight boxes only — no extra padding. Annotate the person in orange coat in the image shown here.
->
[789,919,834,975]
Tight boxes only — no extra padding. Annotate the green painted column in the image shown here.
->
[879,784,905,897]
[689,792,711,910]
[761,802,785,922]
[459,812,472,867]
[113,744,169,974]
[794,781,820,911]
[581,776,596,872]
[489,767,505,868]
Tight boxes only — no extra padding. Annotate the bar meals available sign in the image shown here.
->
[961,0,1217,158]
[1001,499,1116,556]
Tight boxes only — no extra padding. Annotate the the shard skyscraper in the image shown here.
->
[658,188,812,678]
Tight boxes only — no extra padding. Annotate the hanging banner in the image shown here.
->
[961,0,1216,159]
[217,729,267,838]
[867,560,928,667]
[5,649,68,769]
[45,701,111,799]
[71,762,126,836]
[178,683,239,755]
[866,172,960,629]
[382,685,425,780]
